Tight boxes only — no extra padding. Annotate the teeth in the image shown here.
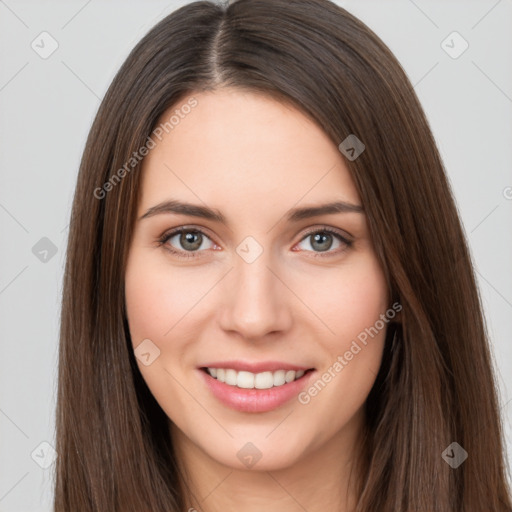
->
[206,367,308,389]
[225,369,237,386]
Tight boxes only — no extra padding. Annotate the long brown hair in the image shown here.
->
[54,0,512,510]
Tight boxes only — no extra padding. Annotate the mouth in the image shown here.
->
[200,367,315,390]
[198,366,317,413]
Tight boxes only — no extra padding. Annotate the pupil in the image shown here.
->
[312,233,332,252]
[181,231,202,251]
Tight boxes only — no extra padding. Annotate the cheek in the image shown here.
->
[293,252,388,411]
[124,267,171,345]
[124,250,205,411]
[292,251,389,345]
[124,251,207,346]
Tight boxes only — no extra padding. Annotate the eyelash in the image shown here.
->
[157,226,353,260]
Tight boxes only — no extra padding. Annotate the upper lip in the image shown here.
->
[199,360,315,373]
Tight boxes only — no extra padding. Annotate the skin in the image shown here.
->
[125,88,391,512]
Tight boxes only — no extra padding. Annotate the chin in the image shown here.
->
[195,432,312,472]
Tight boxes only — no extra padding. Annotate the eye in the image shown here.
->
[158,227,216,258]
[157,225,353,260]
[294,227,352,257]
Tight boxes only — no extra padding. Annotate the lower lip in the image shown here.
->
[198,368,316,413]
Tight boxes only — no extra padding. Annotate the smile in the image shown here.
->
[199,366,316,413]
[204,367,310,389]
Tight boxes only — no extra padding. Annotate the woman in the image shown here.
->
[54,0,512,510]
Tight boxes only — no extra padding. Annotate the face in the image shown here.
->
[125,88,390,472]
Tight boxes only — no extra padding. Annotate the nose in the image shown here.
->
[217,252,293,341]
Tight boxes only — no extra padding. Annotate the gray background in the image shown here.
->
[1,0,511,510]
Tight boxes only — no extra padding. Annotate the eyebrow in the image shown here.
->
[138,199,364,224]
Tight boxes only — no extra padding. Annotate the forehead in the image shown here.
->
[138,88,361,218]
